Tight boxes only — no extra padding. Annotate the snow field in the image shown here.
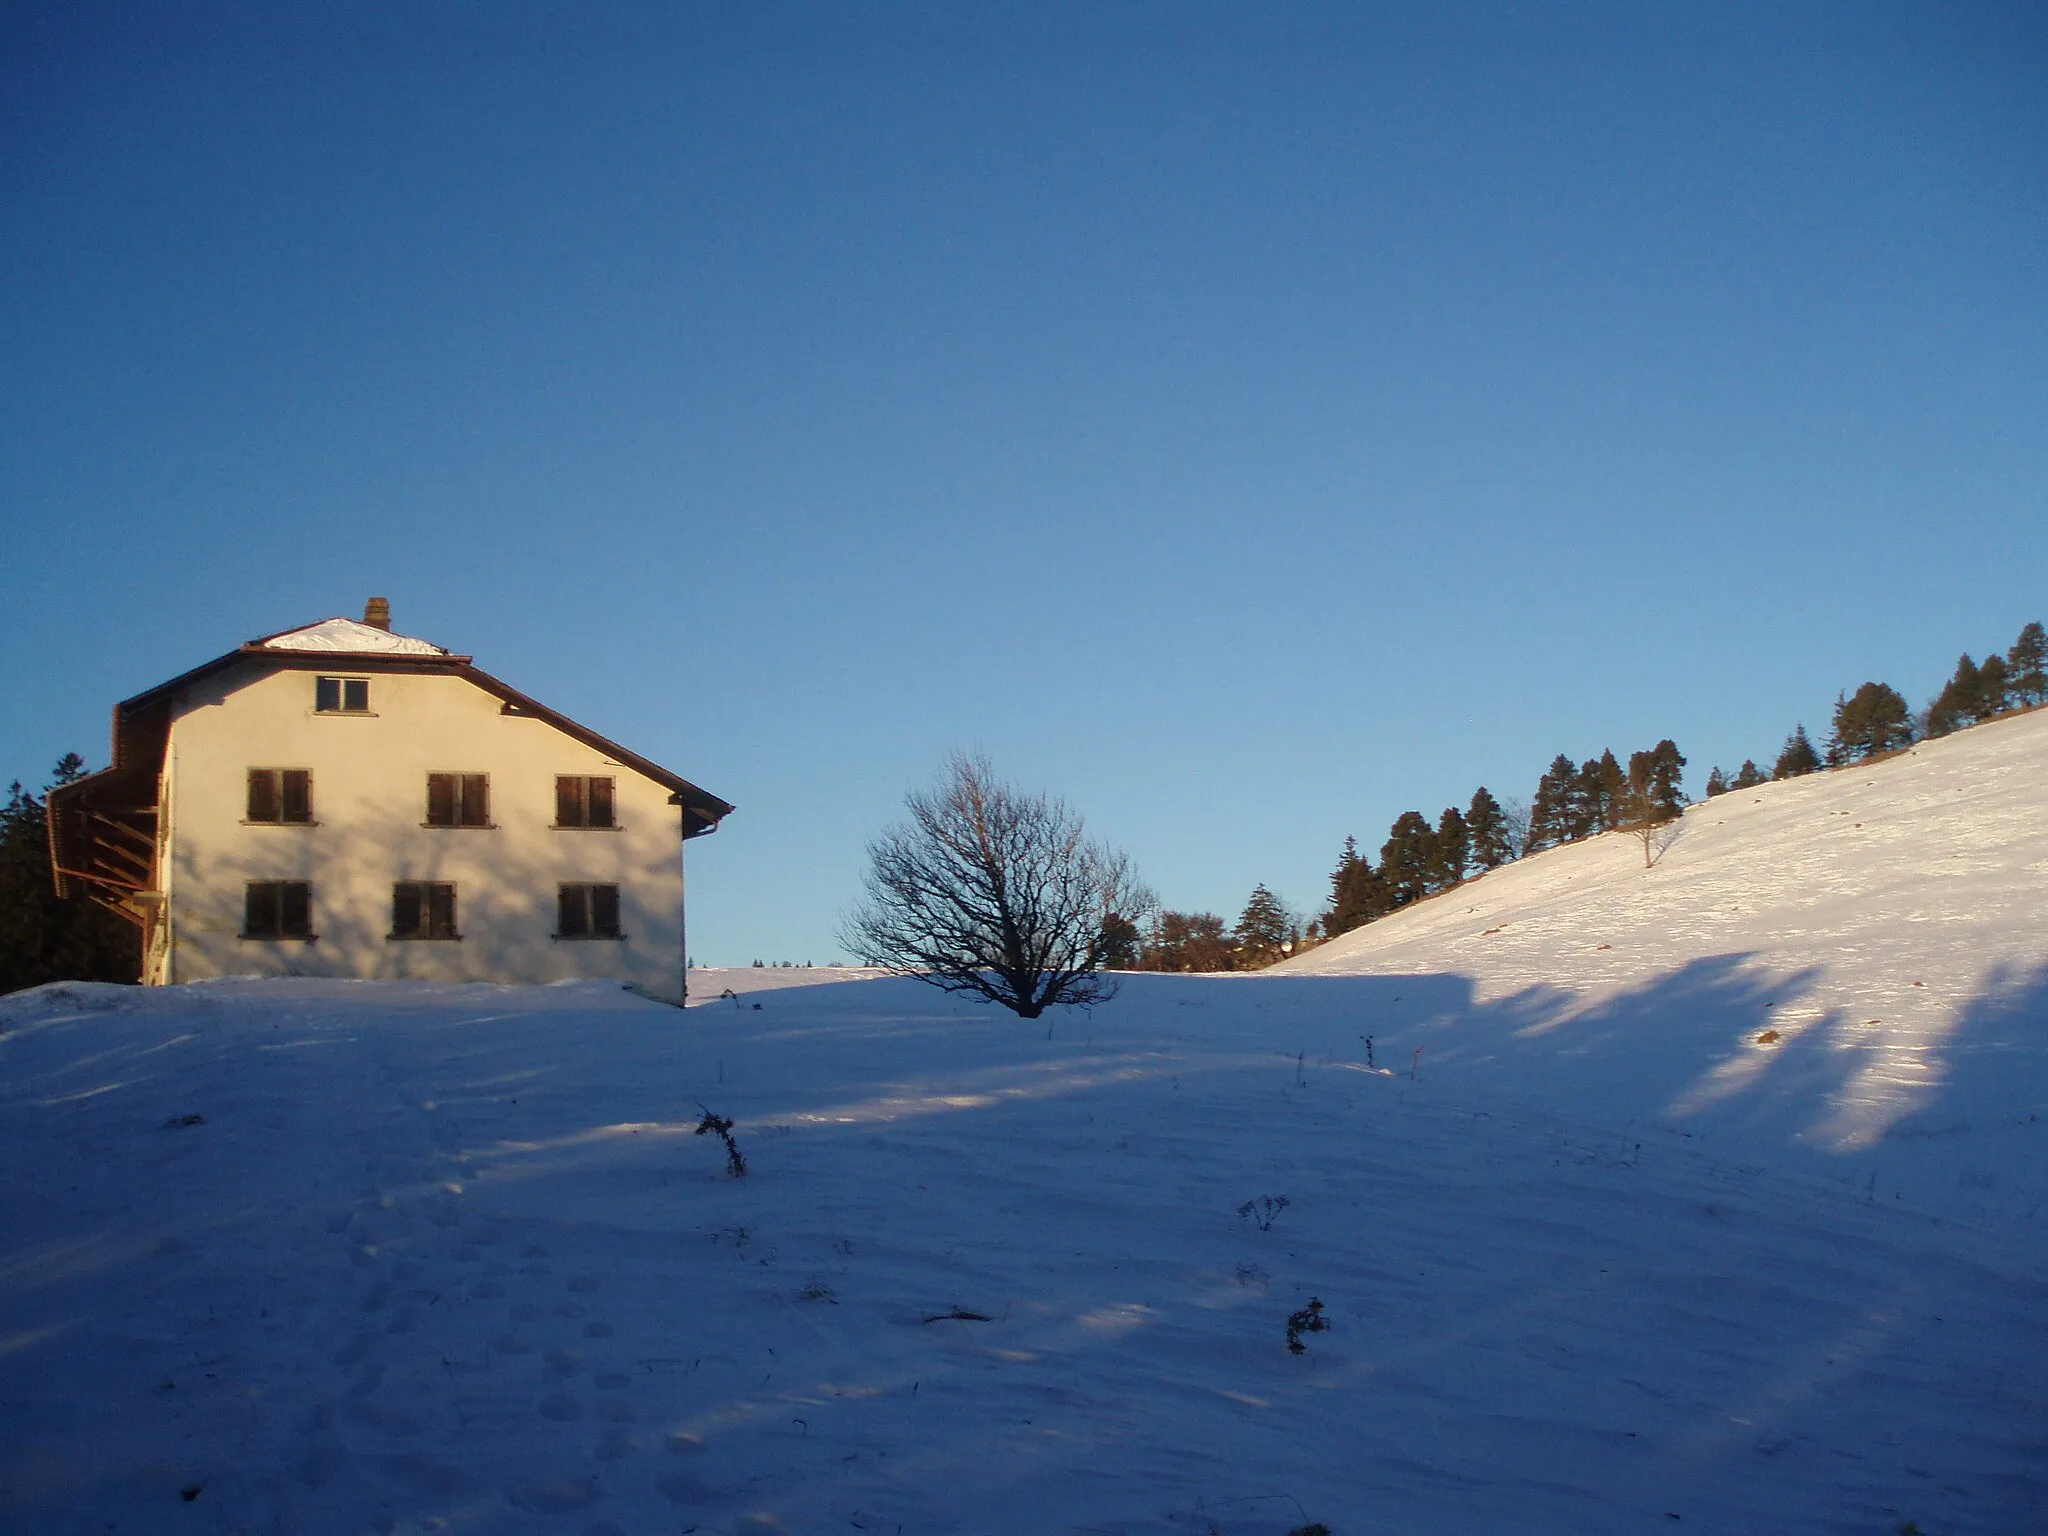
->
[1,708,2045,1533]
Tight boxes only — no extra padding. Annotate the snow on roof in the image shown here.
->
[259,617,448,655]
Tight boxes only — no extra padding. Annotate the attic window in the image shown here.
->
[555,776,616,828]
[316,677,370,713]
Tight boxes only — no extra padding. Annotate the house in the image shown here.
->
[47,599,732,1003]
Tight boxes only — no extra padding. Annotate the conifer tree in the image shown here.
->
[1773,725,1820,779]
[1976,653,2008,718]
[1379,811,1436,907]
[1526,754,1576,852]
[1828,683,1913,763]
[1926,654,1982,738]
[1583,750,1628,832]
[1325,836,1390,938]
[1234,884,1294,968]
[1139,911,1235,972]
[1732,760,1766,790]
[2008,621,2047,706]
[1627,740,1687,821]
[1431,807,1469,891]
[1465,787,1511,870]
[1704,767,1729,798]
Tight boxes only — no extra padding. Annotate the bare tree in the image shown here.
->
[841,754,1154,1018]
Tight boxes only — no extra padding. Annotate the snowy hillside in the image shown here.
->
[1278,706,2048,1217]
[1,714,2044,1534]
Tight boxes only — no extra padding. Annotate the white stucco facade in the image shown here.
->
[51,610,730,1005]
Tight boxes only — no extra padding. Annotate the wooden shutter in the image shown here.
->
[460,775,489,827]
[247,769,280,822]
[591,884,621,938]
[392,882,422,937]
[426,774,455,825]
[588,777,615,828]
[428,883,457,938]
[245,882,280,937]
[556,776,582,827]
[281,883,311,938]
[557,885,588,938]
[281,770,312,823]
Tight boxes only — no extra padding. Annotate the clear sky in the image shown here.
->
[5,3,2044,964]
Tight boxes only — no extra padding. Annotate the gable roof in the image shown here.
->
[255,616,450,655]
[60,620,733,834]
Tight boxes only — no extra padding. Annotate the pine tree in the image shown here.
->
[1732,760,1766,790]
[1627,740,1687,820]
[1976,652,2009,718]
[1773,725,1820,779]
[1926,654,1981,738]
[1431,807,1469,891]
[1140,911,1235,972]
[1234,884,1294,968]
[1582,750,1627,832]
[1704,766,1730,798]
[1465,787,1511,870]
[1829,683,1913,763]
[1379,811,1436,907]
[2008,621,2047,706]
[1325,836,1390,938]
[1526,754,1577,852]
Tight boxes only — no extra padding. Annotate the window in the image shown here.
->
[244,881,313,939]
[555,775,616,828]
[425,773,490,827]
[557,883,622,939]
[315,677,371,713]
[247,768,313,823]
[391,882,458,940]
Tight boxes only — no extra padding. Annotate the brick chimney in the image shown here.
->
[363,596,391,631]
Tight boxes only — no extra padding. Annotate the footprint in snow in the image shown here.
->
[545,1348,584,1377]
[596,1399,636,1423]
[491,1333,534,1355]
[594,1429,639,1462]
[296,1442,345,1488]
[380,1454,475,1497]
[582,1322,614,1339]
[468,1279,505,1300]
[520,1243,549,1258]
[594,1373,630,1390]
[567,1273,602,1293]
[538,1393,582,1421]
[511,1302,541,1321]
[332,1337,374,1367]
[386,1305,420,1334]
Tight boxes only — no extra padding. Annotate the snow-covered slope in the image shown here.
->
[1276,707,2048,1215]
[1,714,2044,1534]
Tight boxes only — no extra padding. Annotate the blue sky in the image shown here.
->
[5,3,2044,964]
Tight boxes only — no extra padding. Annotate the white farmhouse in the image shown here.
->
[47,600,732,1003]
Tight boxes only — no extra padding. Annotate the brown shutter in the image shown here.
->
[557,885,587,938]
[282,770,312,823]
[247,769,279,822]
[245,882,279,937]
[588,777,614,828]
[591,884,620,938]
[392,882,422,937]
[461,775,489,826]
[426,774,455,826]
[556,776,581,827]
[429,883,457,938]
[281,883,311,937]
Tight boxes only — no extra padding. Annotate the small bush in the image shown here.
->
[1285,1297,1328,1354]
[693,1108,746,1177]
[1237,1195,1289,1231]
